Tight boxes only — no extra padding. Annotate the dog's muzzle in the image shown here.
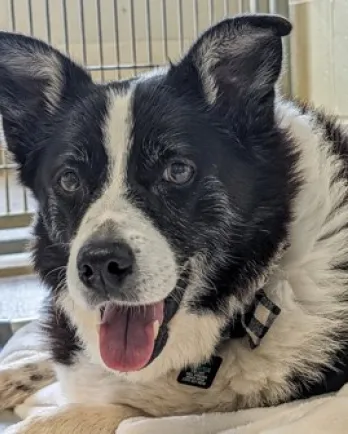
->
[75,238,188,373]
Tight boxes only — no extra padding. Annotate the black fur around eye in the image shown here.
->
[163,161,195,185]
[58,170,81,193]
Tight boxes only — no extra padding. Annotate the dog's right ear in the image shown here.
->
[0,32,92,186]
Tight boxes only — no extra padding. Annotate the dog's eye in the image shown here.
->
[58,170,81,193]
[163,161,195,185]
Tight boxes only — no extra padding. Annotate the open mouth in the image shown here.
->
[98,265,190,373]
[98,301,165,372]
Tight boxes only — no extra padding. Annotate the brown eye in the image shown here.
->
[58,170,81,193]
[163,161,195,185]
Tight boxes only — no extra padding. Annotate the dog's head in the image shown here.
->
[0,15,296,380]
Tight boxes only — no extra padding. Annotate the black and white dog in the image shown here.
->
[2,13,348,434]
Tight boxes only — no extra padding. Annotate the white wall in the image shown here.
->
[290,0,348,119]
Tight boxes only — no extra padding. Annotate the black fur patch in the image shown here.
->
[41,300,82,366]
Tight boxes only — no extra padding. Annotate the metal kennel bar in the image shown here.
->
[0,0,291,232]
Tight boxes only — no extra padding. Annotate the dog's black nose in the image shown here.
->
[77,241,134,295]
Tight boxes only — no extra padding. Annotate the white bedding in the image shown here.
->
[1,323,348,434]
[10,381,347,434]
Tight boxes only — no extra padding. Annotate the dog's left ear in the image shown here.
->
[173,14,291,123]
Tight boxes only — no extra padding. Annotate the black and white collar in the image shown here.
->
[222,289,281,349]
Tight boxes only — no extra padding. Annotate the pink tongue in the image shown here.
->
[99,302,164,372]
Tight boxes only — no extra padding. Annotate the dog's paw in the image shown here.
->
[3,403,144,434]
[0,358,55,410]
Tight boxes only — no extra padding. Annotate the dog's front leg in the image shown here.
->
[4,403,145,434]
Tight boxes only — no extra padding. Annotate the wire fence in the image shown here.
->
[0,0,291,227]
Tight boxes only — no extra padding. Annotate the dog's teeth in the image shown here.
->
[153,320,160,339]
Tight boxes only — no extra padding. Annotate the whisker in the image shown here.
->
[42,265,67,282]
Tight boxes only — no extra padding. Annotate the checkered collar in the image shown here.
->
[221,289,281,349]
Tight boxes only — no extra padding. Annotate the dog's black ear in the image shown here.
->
[173,14,291,125]
[0,32,91,185]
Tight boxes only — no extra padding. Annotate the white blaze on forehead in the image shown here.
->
[104,88,133,193]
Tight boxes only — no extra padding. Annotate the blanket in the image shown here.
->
[1,322,348,434]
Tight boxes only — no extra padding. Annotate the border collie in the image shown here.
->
[2,13,348,434]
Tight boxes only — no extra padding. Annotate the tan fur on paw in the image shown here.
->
[3,404,145,434]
